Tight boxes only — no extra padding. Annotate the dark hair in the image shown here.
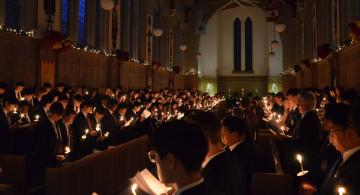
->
[275,92,285,100]
[222,116,247,136]
[108,99,118,108]
[0,82,7,90]
[286,88,300,97]
[56,82,65,87]
[58,93,69,101]
[117,102,128,110]
[40,94,54,107]
[73,94,82,102]
[81,98,94,109]
[151,120,208,172]
[49,102,64,116]
[4,96,18,105]
[95,106,107,115]
[15,82,24,87]
[22,88,34,96]
[42,82,52,89]
[324,103,350,128]
[18,100,30,109]
[185,111,222,144]
[63,108,76,117]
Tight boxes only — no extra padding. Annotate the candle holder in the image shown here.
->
[296,154,309,176]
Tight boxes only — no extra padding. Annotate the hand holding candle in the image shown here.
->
[34,114,40,122]
[296,154,309,176]
[131,183,138,195]
[65,146,71,154]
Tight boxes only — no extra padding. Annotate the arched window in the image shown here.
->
[5,0,20,28]
[233,18,241,71]
[245,17,253,71]
[78,0,87,46]
[61,0,70,36]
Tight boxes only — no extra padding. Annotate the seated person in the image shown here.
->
[0,96,18,154]
[149,120,223,195]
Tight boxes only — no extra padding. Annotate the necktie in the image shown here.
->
[320,156,343,192]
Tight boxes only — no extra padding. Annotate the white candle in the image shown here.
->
[281,126,285,134]
[337,186,346,195]
[131,183,138,195]
[85,129,89,134]
[65,146,71,154]
[296,154,309,176]
[13,108,17,114]
[104,132,110,138]
[34,115,40,121]
[120,116,124,121]
[96,124,101,131]
[81,135,87,140]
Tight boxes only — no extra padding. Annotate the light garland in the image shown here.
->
[0,25,34,37]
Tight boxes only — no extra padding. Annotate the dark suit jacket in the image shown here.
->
[285,108,302,136]
[179,181,225,195]
[230,141,253,189]
[278,110,322,185]
[202,151,247,195]
[71,112,96,160]
[0,108,12,154]
[36,117,63,167]
[319,149,360,195]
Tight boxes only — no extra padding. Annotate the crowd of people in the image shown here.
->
[0,81,223,167]
[1,81,360,195]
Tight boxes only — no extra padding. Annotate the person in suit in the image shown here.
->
[278,90,322,187]
[0,96,18,154]
[11,81,24,101]
[71,99,97,160]
[149,120,223,195]
[285,88,302,135]
[317,102,360,195]
[185,111,246,195]
[34,94,53,122]
[221,115,253,193]
[57,109,76,157]
[0,82,7,106]
[36,102,66,167]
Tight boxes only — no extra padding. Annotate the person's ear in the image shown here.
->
[165,153,177,169]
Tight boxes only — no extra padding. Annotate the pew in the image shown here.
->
[0,184,14,195]
[45,135,150,195]
[0,153,44,195]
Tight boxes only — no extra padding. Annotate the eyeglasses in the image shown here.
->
[148,150,157,163]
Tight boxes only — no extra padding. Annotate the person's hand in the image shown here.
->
[301,182,317,195]
[89,131,98,136]
[56,155,66,161]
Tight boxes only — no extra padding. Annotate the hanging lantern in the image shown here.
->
[271,40,279,48]
[269,51,276,57]
[100,0,114,10]
[275,23,286,32]
[153,28,163,37]
[179,45,187,51]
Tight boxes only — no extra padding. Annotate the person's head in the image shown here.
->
[80,99,94,114]
[132,101,142,113]
[107,99,118,112]
[18,100,30,114]
[62,109,76,125]
[40,94,54,110]
[329,103,360,153]
[298,90,317,114]
[324,103,350,131]
[3,96,18,112]
[283,98,290,110]
[221,116,247,146]
[117,103,128,115]
[274,92,285,105]
[185,111,222,146]
[150,120,208,185]
[0,82,7,94]
[36,87,48,99]
[48,102,64,122]
[95,106,106,122]
[286,88,300,107]
[73,94,82,107]
[42,82,52,92]
[22,88,34,101]
[58,93,69,109]
[56,82,65,93]
[15,82,24,92]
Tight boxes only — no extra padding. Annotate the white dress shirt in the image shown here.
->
[174,178,204,195]
[342,145,360,164]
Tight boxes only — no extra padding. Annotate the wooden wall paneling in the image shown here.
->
[302,66,313,88]
[295,72,303,88]
[338,43,360,91]
[0,32,39,87]
[282,74,296,93]
[174,74,185,90]
[314,58,332,89]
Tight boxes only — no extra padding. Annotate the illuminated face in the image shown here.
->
[149,151,174,185]
[221,127,232,146]
[329,129,347,153]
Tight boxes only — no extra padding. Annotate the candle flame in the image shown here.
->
[131,183,138,195]
[338,186,346,195]
[65,146,71,154]
[296,154,302,163]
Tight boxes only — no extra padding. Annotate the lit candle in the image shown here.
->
[120,116,124,121]
[296,154,309,176]
[131,183,137,195]
[20,97,25,101]
[13,108,17,114]
[281,126,285,134]
[337,186,346,195]
[316,108,319,112]
[65,146,71,154]
[85,91,89,95]
[96,124,101,131]
[81,135,87,140]
[104,132,110,138]
[20,113,24,119]
[85,129,89,134]
[34,115,40,121]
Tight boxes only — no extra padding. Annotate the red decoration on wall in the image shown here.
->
[266,0,281,22]
[44,31,72,52]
